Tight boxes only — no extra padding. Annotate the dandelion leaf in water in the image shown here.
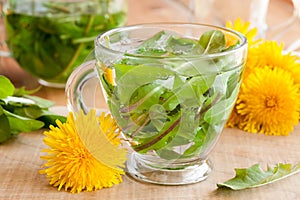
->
[217,163,300,190]
[199,30,226,54]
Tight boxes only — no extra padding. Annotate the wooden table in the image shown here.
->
[1,0,300,199]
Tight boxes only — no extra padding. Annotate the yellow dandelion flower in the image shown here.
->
[247,41,283,69]
[236,67,300,136]
[225,18,260,79]
[40,110,127,193]
[226,18,257,45]
[248,41,300,84]
[226,105,246,130]
[100,62,115,85]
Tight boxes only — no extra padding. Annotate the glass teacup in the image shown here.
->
[1,0,127,88]
[66,23,248,185]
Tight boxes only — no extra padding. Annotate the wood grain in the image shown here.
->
[1,125,300,200]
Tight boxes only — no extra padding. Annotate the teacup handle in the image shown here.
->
[66,59,107,114]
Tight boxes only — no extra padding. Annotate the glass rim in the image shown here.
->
[95,22,248,59]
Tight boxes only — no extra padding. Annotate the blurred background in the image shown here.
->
[0,0,299,89]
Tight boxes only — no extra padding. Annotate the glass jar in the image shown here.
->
[1,0,127,88]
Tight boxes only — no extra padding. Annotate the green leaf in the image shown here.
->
[37,114,66,128]
[166,36,202,55]
[12,106,66,128]
[24,95,55,108]
[183,124,208,157]
[127,83,165,114]
[1,96,35,107]
[0,112,11,143]
[133,111,181,153]
[114,64,174,104]
[204,85,239,124]
[0,76,15,99]
[13,105,44,119]
[14,86,41,96]
[199,30,226,54]
[160,90,179,111]
[173,59,218,76]
[0,74,66,143]
[156,148,182,160]
[3,109,45,134]
[148,104,168,131]
[135,30,169,56]
[0,105,4,115]
[217,163,300,190]
[177,75,215,107]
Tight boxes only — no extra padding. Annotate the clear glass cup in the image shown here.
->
[66,23,248,185]
[0,0,127,88]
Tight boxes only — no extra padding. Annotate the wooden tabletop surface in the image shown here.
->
[1,0,300,199]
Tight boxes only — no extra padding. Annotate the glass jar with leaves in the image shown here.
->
[0,0,127,88]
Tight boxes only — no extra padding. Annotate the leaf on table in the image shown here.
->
[1,96,36,106]
[217,163,300,190]
[13,106,66,127]
[4,109,45,134]
[0,75,66,143]
[14,86,41,96]
[0,76,15,99]
[0,114,11,143]
[38,114,67,128]
[24,94,55,108]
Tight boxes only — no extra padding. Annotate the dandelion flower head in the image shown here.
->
[40,110,127,193]
[236,67,300,136]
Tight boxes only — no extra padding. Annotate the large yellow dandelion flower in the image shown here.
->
[40,110,127,193]
[248,41,300,84]
[236,67,300,136]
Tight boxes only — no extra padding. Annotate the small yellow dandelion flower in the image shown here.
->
[40,110,127,193]
[236,67,300,136]
[100,62,115,85]
[226,18,257,45]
